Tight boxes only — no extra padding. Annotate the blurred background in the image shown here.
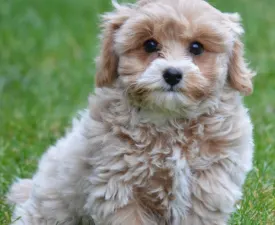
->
[0,0,274,224]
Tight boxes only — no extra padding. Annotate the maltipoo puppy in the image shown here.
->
[7,0,255,224]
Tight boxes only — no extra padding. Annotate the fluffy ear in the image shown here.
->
[226,13,256,95]
[95,5,131,87]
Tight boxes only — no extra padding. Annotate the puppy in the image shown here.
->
[7,0,255,224]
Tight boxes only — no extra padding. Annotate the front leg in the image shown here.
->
[181,105,254,225]
[184,155,252,225]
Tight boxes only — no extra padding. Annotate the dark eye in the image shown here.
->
[144,39,159,53]
[189,41,204,55]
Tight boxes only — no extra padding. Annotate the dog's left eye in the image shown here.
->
[189,41,204,55]
[144,39,159,53]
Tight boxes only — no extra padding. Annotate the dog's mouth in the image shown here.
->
[166,86,177,92]
[161,85,182,93]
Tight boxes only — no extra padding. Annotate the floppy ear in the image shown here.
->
[226,13,256,95]
[95,5,131,87]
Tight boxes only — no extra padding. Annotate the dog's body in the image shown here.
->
[8,0,255,224]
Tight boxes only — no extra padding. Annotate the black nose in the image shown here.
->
[163,68,182,86]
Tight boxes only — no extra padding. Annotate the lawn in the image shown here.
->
[0,0,274,224]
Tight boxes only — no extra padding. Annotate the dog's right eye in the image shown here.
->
[144,39,159,53]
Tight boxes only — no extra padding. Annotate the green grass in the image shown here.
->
[0,0,274,224]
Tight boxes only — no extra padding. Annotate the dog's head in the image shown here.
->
[95,0,255,118]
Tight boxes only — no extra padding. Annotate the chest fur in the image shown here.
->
[86,89,252,223]
[87,105,252,224]
[110,122,200,216]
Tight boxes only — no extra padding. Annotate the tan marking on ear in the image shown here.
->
[224,12,256,95]
[95,8,132,87]
[228,39,255,95]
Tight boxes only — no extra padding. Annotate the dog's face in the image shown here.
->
[95,0,254,118]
